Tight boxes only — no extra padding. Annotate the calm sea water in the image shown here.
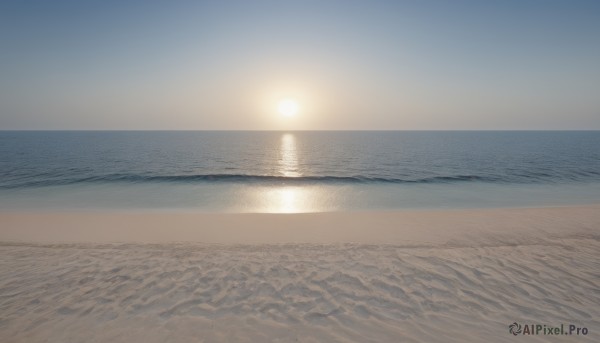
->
[1,131,599,212]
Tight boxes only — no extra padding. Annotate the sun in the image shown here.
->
[277,98,299,117]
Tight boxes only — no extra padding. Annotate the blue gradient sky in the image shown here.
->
[1,0,599,130]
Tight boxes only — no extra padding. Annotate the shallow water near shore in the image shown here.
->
[2,181,600,212]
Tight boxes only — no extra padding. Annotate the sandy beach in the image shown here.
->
[3,0,600,341]
[1,205,599,342]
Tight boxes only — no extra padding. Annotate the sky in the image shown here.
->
[0,0,599,130]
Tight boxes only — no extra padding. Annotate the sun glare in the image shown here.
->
[277,98,299,117]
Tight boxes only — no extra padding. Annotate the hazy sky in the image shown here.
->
[1,0,599,130]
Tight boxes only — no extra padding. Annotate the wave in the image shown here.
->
[0,173,501,189]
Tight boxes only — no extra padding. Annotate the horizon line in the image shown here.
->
[1,129,600,132]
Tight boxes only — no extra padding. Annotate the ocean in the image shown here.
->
[1,131,599,212]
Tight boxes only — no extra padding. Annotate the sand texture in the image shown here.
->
[1,206,599,342]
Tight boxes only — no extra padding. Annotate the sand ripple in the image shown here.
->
[1,240,599,342]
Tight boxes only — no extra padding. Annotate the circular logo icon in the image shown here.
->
[509,322,522,336]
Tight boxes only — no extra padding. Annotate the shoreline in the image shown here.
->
[1,204,599,245]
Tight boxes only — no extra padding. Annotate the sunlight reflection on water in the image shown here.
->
[253,186,330,213]
[279,133,300,177]
[255,133,319,213]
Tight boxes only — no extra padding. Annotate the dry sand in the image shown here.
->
[1,206,599,342]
